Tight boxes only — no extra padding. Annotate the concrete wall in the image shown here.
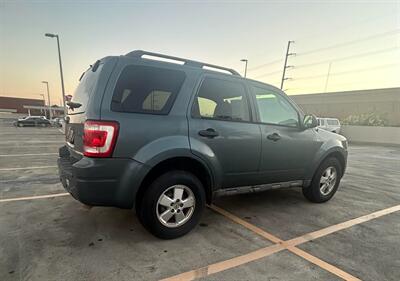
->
[341,125,400,146]
[290,87,400,126]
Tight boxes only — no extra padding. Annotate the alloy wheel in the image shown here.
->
[156,185,195,228]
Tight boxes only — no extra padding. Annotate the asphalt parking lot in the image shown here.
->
[0,119,399,281]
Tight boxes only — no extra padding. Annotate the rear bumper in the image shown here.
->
[57,146,149,208]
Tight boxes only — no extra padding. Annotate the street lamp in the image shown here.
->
[45,33,67,116]
[240,59,248,78]
[42,81,52,119]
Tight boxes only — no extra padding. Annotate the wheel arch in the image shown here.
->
[312,149,347,180]
[135,156,214,208]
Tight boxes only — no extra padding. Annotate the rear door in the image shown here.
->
[188,75,261,188]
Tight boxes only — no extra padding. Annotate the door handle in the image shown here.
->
[198,128,219,138]
[267,132,281,141]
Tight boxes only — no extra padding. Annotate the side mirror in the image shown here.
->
[303,114,318,129]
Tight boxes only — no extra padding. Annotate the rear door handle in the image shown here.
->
[267,132,281,141]
[198,128,219,138]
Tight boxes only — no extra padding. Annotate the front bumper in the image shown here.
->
[57,146,149,208]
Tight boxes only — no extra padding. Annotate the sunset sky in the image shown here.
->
[1,1,399,105]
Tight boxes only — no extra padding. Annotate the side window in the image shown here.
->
[192,77,250,122]
[111,65,185,114]
[327,119,339,125]
[251,86,299,127]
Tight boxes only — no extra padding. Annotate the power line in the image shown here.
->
[294,11,398,42]
[294,47,399,69]
[296,29,400,57]
[245,29,399,72]
[253,69,282,79]
[247,58,283,72]
[291,63,400,81]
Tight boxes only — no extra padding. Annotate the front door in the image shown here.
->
[188,76,261,188]
[249,84,320,183]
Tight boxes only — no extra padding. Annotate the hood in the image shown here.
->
[316,128,347,142]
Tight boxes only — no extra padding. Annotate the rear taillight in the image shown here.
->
[83,120,119,158]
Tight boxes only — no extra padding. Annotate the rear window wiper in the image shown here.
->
[67,101,82,111]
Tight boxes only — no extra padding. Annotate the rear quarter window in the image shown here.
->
[111,65,186,114]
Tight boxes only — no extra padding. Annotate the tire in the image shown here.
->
[18,123,23,127]
[303,157,342,203]
[138,170,206,239]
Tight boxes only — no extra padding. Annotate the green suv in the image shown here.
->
[58,50,348,239]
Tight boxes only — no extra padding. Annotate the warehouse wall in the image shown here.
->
[290,87,400,126]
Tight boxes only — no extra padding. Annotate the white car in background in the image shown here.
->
[318,118,341,133]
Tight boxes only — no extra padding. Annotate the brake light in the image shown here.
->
[83,120,119,157]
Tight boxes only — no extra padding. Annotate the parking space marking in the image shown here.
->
[284,204,400,247]
[0,145,62,148]
[286,246,361,281]
[0,153,58,157]
[0,165,57,171]
[0,193,69,203]
[164,204,400,281]
[0,141,64,144]
[209,205,361,281]
[160,244,286,281]
[209,205,282,243]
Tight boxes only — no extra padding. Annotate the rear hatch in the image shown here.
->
[65,61,104,156]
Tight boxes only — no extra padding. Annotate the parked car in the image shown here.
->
[15,116,51,127]
[58,51,348,239]
[318,117,341,133]
[50,117,64,127]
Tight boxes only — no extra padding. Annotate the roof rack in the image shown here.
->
[125,50,240,76]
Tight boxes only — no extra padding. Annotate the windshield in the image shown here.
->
[69,63,104,114]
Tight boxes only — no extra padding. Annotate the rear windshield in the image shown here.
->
[111,65,185,114]
[69,63,104,114]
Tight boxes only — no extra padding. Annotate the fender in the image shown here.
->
[305,144,347,182]
[132,135,217,189]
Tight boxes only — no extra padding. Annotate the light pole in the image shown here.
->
[240,59,248,78]
[39,94,46,117]
[42,81,52,119]
[45,33,67,116]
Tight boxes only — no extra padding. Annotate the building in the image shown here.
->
[0,96,45,115]
[0,96,64,118]
[290,87,400,126]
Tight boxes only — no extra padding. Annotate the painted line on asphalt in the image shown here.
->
[0,165,57,171]
[162,204,400,281]
[284,204,400,247]
[0,153,58,157]
[0,141,64,144]
[209,205,361,281]
[0,193,69,203]
[0,145,62,148]
[160,244,286,281]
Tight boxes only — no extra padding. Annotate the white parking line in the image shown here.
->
[0,145,62,148]
[0,141,64,144]
[0,165,57,171]
[0,193,69,203]
[0,153,58,157]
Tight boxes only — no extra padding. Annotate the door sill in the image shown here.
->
[214,180,303,197]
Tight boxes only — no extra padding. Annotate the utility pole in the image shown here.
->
[280,40,295,90]
[324,62,332,93]
[240,59,248,78]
